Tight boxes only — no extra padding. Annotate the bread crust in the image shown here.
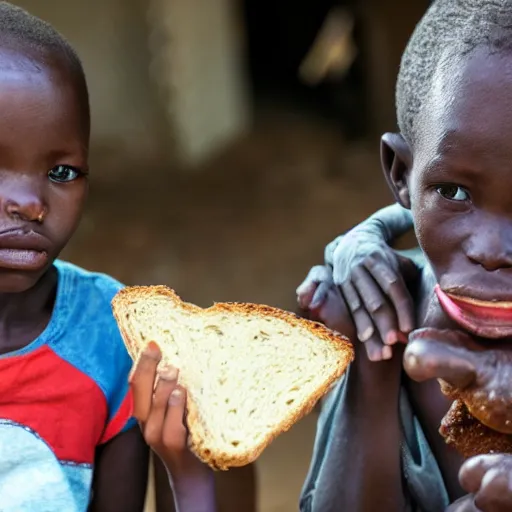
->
[440,400,512,458]
[112,285,354,470]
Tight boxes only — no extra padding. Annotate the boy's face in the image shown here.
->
[385,48,512,337]
[0,48,89,293]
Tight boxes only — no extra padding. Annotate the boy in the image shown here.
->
[299,0,512,509]
[0,3,149,509]
[130,1,512,510]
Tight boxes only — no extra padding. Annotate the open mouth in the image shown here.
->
[435,285,512,339]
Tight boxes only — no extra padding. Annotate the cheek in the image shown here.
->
[48,184,87,245]
[411,190,464,273]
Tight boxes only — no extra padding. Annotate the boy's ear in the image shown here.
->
[381,133,413,209]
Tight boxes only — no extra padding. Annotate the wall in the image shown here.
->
[16,0,251,172]
[15,0,169,174]
[147,0,250,166]
[358,0,430,135]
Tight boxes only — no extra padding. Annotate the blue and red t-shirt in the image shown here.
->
[0,260,136,511]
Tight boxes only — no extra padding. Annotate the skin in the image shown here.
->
[450,454,512,511]
[0,45,148,509]
[296,214,418,361]
[130,343,216,512]
[297,46,512,511]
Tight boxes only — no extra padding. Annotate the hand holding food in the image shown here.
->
[114,286,353,470]
[404,328,512,457]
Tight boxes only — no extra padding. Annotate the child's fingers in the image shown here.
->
[364,254,415,334]
[445,495,478,512]
[340,279,372,339]
[309,281,331,310]
[296,265,332,309]
[143,367,179,446]
[349,266,401,346]
[161,386,188,453]
[474,462,512,511]
[131,342,162,422]
[459,454,505,494]
[296,281,317,310]
[364,337,393,361]
[404,337,476,389]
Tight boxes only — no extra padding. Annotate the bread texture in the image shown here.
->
[112,286,353,470]
[439,400,512,458]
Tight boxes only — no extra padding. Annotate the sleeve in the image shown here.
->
[95,277,138,444]
[98,323,138,444]
[299,371,348,511]
[99,379,137,444]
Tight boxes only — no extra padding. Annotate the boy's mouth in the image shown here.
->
[435,285,512,338]
[0,229,49,271]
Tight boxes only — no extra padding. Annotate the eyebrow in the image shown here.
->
[422,153,485,182]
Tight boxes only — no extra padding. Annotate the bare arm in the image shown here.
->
[325,203,414,267]
[339,346,406,511]
[302,290,406,511]
[89,427,149,512]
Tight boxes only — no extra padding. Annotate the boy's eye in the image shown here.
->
[436,185,470,202]
[48,165,81,183]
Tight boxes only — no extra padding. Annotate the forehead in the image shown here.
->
[415,48,512,168]
[0,48,88,153]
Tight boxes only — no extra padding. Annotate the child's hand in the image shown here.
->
[130,342,216,511]
[296,227,417,362]
[296,265,394,362]
[447,454,512,511]
[404,328,512,434]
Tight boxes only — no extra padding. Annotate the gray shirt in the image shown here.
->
[299,367,450,511]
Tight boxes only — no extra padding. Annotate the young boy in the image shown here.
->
[299,0,512,509]
[133,1,512,510]
[0,3,149,509]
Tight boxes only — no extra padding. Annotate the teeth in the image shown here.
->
[447,293,512,309]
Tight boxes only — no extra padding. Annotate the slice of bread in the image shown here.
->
[112,286,353,470]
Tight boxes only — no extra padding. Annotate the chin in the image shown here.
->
[0,268,52,294]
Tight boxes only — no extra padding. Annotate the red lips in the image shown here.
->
[435,285,512,339]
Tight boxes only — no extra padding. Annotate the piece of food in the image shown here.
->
[405,328,512,457]
[112,286,353,470]
[440,374,512,436]
[440,400,512,458]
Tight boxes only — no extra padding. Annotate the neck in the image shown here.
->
[0,267,57,327]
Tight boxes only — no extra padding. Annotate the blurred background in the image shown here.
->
[13,0,428,510]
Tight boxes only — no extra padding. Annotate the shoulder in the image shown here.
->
[54,260,125,337]
[56,259,124,305]
[52,260,132,397]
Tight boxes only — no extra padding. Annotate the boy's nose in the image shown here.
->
[2,192,46,224]
[466,227,512,271]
